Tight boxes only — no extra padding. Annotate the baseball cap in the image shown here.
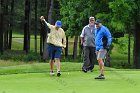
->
[55,20,62,28]
[95,19,102,24]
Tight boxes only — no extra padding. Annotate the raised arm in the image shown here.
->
[40,16,52,29]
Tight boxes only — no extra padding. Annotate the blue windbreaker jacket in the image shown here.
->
[95,25,112,51]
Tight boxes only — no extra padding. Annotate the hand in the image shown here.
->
[62,47,65,50]
[106,45,110,52]
[40,16,44,21]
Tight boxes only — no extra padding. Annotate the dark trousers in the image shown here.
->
[82,46,96,70]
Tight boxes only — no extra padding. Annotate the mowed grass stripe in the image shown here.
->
[0,71,140,93]
[0,62,140,75]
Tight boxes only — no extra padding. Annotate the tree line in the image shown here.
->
[60,0,140,68]
[0,0,140,68]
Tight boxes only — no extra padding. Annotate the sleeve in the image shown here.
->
[62,31,66,48]
[80,27,85,37]
[104,27,112,46]
[43,19,52,29]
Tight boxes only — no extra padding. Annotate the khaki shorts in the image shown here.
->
[96,49,107,60]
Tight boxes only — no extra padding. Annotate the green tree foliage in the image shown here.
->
[109,0,140,68]
[59,0,140,67]
[109,0,134,31]
[60,0,98,37]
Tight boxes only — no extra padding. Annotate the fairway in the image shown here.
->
[0,68,140,93]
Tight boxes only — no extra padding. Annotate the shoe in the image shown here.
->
[95,74,105,79]
[82,68,87,73]
[57,71,61,77]
[50,71,55,76]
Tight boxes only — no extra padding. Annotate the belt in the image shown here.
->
[48,43,55,46]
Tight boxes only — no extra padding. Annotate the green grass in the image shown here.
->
[0,62,140,93]
[0,62,82,74]
[12,38,41,52]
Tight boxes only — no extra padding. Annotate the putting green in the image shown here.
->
[0,70,140,93]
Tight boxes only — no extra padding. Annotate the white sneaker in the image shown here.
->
[50,71,55,76]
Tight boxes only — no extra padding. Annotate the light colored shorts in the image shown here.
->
[96,49,107,60]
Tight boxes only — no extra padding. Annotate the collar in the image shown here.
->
[88,24,95,28]
[97,25,103,30]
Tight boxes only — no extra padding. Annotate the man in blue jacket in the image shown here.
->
[94,19,112,79]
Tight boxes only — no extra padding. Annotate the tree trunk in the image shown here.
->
[40,0,44,56]
[40,21,43,57]
[34,0,38,53]
[133,21,140,68]
[24,0,31,53]
[8,0,15,49]
[65,36,68,57]
[128,31,131,65]
[73,34,78,59]
[27,0,31,52]
[79,37,82,57]
[24,0,28,52]
[42,23,49,60]
[0,0,9,53]
[3,0,8,50]
[133,1,140,68]
[0,0,4,54]
[40,0,50,58]
[48,0,53,23]
[42,0,54,60]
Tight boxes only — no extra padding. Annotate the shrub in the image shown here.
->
[113,35,133,55]
[0,50,41,62]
